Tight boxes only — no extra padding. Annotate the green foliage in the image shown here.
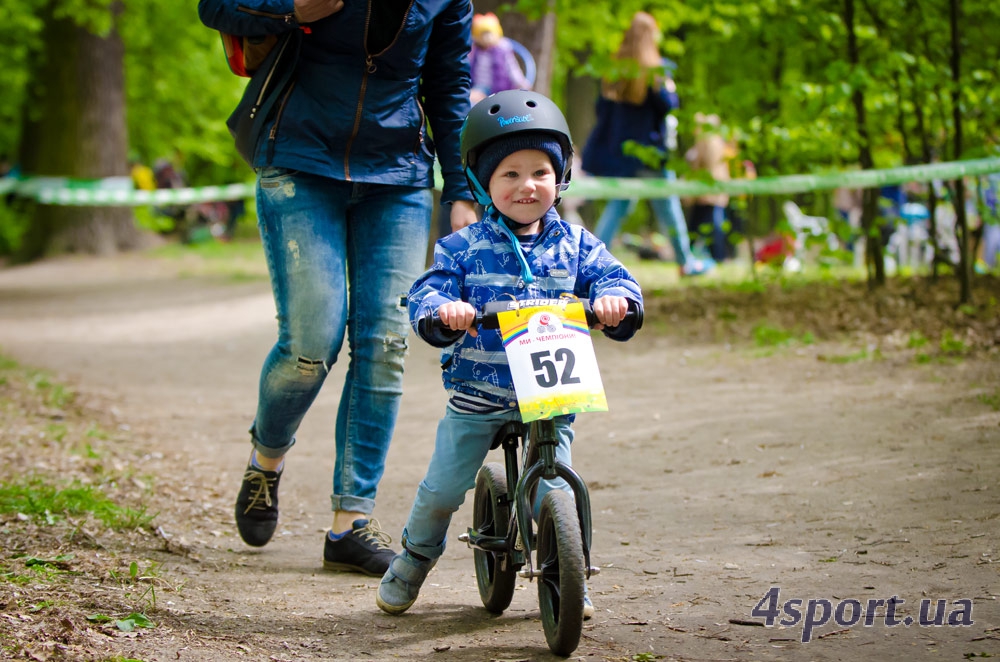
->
[939,330,970,356]
[2,0,1000,267]
[752,322,814,348]
[0,0,249,185]
[818,348,875,364]
[108,560,163,613]
[0,201,32,257]
[1,554,74,584]
[119,1,249,185]
[0,478,152,530]
[977,390,1000,411]
[0,4,44,157]
[534,0,1000,186]
[87,611,156,632]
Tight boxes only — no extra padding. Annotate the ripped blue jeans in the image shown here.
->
[251,167,431,514]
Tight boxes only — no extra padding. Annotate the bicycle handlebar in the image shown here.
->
[431,298,640,331]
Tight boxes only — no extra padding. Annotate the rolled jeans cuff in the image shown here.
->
[330,495,374,515]
[249,425,296,459]
[401,528,444,561]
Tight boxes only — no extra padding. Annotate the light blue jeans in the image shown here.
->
[401,408,575,561]
[593,169,696,267]
[251,167,432,515]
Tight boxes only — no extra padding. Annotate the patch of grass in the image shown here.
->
[0,478,152,530]
[939,330,970,356]
[752,323,815,348]
[818,349,875,364]
[2,554,76,584]
[148,238,267,281]
[46,423,68,443]
[977,390,1000,411]
[110,560,164,612]
[26,370,75,409]
[907,331,929,349]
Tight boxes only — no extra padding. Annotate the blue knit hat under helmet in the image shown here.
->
[473,133,566,189]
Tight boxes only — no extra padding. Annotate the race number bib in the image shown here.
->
[497,301,607,422]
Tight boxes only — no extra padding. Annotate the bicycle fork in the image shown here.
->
[515,419,599,581]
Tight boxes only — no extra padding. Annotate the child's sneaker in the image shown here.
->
[323,519,396,576]
[234,464,282,547]
[376,550,437,615]
[680,257,716,277]
[583,594,595,620]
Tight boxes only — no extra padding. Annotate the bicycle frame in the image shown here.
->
[462,418,597,581]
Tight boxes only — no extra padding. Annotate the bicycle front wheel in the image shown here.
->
[473,462,517,613]
[536,489,585,656]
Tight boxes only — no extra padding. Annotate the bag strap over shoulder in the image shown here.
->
[226,30,303,166]
[221,32,280,78]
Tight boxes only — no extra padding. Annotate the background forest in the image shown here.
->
[1,0,999,282]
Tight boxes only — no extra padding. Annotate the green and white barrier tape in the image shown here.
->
[569,156,1000,199]
[2,156,999,205]
[1,176,253,206]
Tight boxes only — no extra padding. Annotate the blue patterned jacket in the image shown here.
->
[408,207,643,408]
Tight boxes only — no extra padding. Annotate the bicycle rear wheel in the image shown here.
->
[536,489,585,656]
[472,462,517,613]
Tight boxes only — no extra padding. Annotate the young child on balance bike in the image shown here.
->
[376,90,644,617]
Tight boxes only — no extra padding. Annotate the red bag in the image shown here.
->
[221,33,279,77]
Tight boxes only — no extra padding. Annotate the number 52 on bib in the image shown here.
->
[497,301,608,423]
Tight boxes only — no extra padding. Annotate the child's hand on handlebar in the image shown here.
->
[592,295,629,330]
[438,301,479,337]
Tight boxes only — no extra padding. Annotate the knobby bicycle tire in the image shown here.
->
[473,462,517,613]
[536,489,585,656]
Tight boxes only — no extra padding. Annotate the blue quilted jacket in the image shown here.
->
[408,208,643,407]
[198,0,475,203]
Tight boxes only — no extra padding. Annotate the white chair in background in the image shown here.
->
[781,201,839,270]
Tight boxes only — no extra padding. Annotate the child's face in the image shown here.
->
[474,29,501,48]
[488,149,558,233]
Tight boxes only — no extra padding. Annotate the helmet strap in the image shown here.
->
[465,166,492,206]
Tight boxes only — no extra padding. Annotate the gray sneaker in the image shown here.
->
[376,550,437,615]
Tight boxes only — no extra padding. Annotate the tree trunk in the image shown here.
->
[845,0,884,287]
[17,1,144,261]
[949,0,972,304]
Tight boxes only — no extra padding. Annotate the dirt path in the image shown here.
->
[0,255,997,661]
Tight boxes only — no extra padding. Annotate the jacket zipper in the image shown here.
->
[267,82,296,162]
[343,0,417,180]
[249,34,293,120]
[236,6,297,24]
[414,100,426,154]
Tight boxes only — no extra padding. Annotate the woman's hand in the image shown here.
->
[450,200,479,232]
[294,0,344,23]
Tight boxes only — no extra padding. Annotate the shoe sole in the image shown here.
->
[322,559,386,577]
[376,591,416,615]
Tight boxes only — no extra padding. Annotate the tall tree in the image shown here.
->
[18,1,144,259]
[844,0,886,286]
[948,0,972,303]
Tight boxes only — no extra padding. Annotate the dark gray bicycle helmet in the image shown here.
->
[460,90,573,206]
